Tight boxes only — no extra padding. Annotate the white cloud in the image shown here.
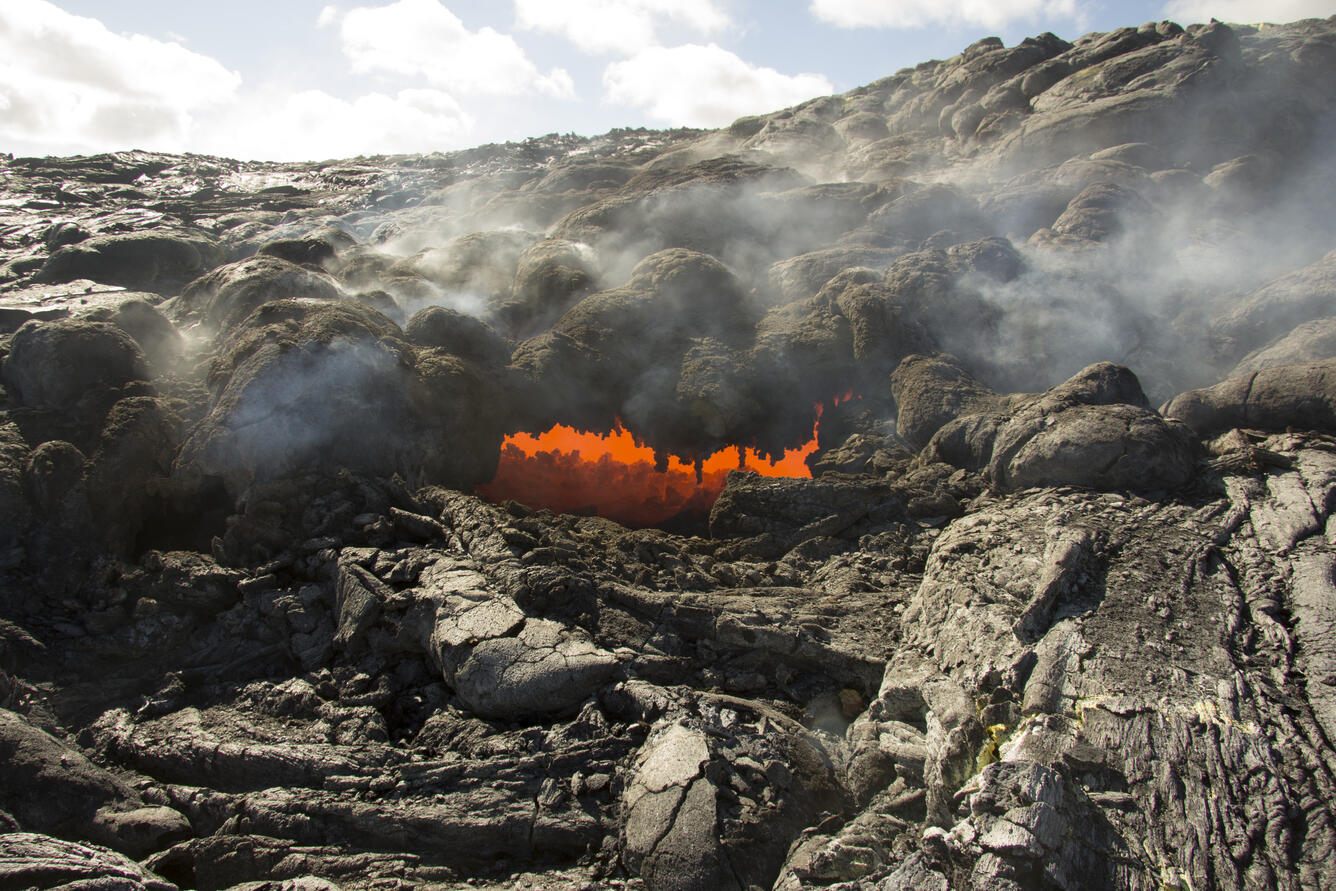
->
[810,0,1081,30]
[603,44,832,128]
[0,0,477,160]
[203,87,475,161]
[515,0,730,54]
[0,0,241,154]
[1162,0,1336,23]
[317,5,340,28]
[333,0,573,97]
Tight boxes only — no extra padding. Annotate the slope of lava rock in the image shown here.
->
[2,14,1336,891]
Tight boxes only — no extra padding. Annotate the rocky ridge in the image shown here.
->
[2,14,1336,891]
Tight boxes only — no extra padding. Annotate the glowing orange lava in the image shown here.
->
[477,415,822,528]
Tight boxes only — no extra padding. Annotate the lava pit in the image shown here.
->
[476,411,829,527]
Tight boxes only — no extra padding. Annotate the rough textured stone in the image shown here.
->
[176,255,343,331]
[891,353,1010,450]
[0,833,179,891]
[1213,247,1336,358]
[3,18,1336,891]
[0,710,189,857]
[1163,359,1336,438]
[34,230,223,293]
[175,301,506,495]
[1233,317,1336,375]
[3,318,150,411]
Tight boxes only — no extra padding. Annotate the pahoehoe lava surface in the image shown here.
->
[4,15,1336,891]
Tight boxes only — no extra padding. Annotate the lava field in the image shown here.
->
[3,15,1336,891]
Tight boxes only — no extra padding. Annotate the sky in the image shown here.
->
[1,0,1333,161]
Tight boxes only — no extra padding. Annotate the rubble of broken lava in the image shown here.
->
[3,15,1336,891]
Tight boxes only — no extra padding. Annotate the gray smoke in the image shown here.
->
[223,16,1336,463]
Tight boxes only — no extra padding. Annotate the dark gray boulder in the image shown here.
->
[822,272,934,382]
[621,693,846,891]
[334,246,398,288]
[33,230,223,293]
[0,423,32,555]
[85,397,179,556]
[176,255,343,331]
[891,353,1011,450]
[403,305,511,367]
[85,298,185,373]
[177,301,505,495]
[0,833,179,891]
[920,362,1195,491]
[400,229,537,299]
[987,401,1196,492]
[525,160,636,194]
[877,239,1022,366]
[500,237,600,337]
[0,709,189,858]
[3,318,150,411]
[1212,247,1336,359]
[1163,358,1336,438]
[709,471,901,542]
[1232,317,1336,375]
[867,184,984,244]
[990,25,1236,172]
[510,248,755,437]
[255,225,357,269]
[1044,180,1155,243]
[450,618,619,719]
[768,247,905,304]
[551,156,808,279]
[24,440,92,534]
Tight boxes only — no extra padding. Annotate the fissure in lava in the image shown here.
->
[476,403,847,527]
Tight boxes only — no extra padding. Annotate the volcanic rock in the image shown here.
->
[87,298,186,373]
[866,183,984,244]
[991,24,1236,170]
[1212,246,1336,358]
[0,423,32,553]
[500,236,600,337]
[1163,357,1336,437]
[1232,316,1336,373]
[0,833,179,891]
[403,305,511,367]
[0,708,190,857]
[768,246,906,303]
[709,471,902,542]
[622,694,844,891]
[877,240,1022,367]
[511,247,755,438]
[400,229,537,305]
[552,156,808,280]
[891,353,1013,450]
[3,14,1336,891]
[3,317,148,410]
[177,300,505,496]
[33,230,224,293]
[823,273,934,382]
[255,225,357,269]
[175,254,344,331]
[986,400,1196,491]
[85,397,180,556]
[1042,180,1155,244]
[923,362,1198,492]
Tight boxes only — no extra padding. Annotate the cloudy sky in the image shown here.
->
[2,0,1333,161]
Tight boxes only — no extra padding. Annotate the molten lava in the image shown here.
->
[477,415,822,528]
